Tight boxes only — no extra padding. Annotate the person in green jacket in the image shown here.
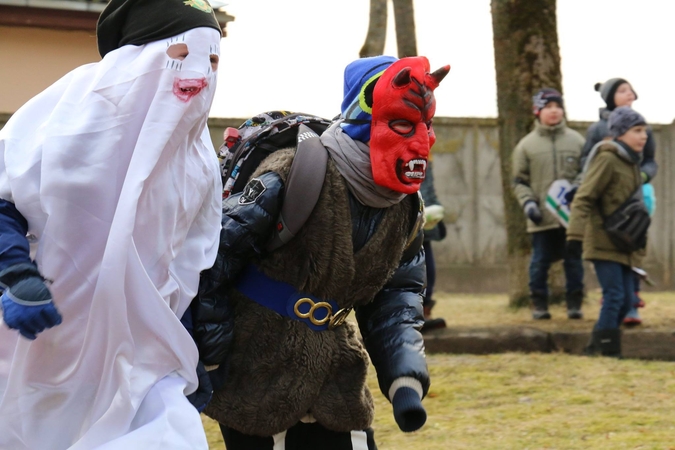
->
[580,78,658,327]
[566,107,649,358]
[512,88,585,320]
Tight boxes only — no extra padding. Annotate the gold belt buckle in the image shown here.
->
[293,298,351,329]
[294,297,332,326]
[329,307,352,329]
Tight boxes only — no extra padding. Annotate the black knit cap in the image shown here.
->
[97,0,222,58]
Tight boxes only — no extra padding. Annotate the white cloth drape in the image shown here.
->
[0,27,223,449]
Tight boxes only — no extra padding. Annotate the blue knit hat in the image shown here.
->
[340,55,397,142]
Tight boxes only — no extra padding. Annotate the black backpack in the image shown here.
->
[218,111,333,251]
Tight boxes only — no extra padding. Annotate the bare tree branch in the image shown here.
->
[392,0,417,57]
[360,0,388,57]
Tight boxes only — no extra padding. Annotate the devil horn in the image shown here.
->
[392,67,412,88]
[430,65,451,85]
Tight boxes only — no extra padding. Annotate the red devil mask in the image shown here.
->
[370,57,450,194]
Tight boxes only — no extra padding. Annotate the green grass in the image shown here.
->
[201,292,675,449]
[429,290,675,332]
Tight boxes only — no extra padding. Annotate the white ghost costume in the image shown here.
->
[0,27,222,449]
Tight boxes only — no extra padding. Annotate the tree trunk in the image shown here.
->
[392,0,417,57]
[360,0,388,57]
[490,0,563,307]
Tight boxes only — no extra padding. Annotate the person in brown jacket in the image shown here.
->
[566,107,649,357]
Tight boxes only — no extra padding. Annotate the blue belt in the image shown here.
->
[235,264,349,331]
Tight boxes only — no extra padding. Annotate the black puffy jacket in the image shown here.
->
[192,169,429,400]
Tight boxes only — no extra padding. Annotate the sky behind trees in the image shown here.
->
[211,1,674,124]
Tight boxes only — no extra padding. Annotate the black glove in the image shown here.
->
[566,240,583,259]
[523,201,543,225]
[392,387,427,432]
[0,263,62,340]
[564,185,578,204]
[186,361,213,413]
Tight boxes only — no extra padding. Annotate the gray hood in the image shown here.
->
[583,139,640,175]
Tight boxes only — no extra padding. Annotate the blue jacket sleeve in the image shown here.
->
[192,171,285,365]
[0,199,31,275]
[355,244,430,400]
[580,123,602,170]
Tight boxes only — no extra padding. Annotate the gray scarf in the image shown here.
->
[320,120,406,208]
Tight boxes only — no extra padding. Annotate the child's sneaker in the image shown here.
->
[623,308,642,326]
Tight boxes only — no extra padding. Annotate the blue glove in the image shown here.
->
[642,183,656,217]
[564,185,578,205]
[186,361,213,413]
[392,387,427,432]
[0,263,62,340]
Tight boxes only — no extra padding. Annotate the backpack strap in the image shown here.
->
[266,124,328,251]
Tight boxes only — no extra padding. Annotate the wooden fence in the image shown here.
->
[3,113,674,291]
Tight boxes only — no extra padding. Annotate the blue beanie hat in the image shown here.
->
[608,106,646,138]
[340,55,397,142]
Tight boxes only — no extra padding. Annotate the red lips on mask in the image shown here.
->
[173,77,208,102]
[370,57,449,194]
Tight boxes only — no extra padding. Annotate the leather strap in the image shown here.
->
[267,124,328,251]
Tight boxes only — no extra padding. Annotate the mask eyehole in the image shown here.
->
[390,119,415,136]
[167,43,189,61]
[210,54,219,72]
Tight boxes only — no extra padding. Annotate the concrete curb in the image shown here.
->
[423,326,675,361]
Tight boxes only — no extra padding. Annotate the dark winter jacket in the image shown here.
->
[0,199,32,272]
[580,108,657,182]
[194,148,429,436]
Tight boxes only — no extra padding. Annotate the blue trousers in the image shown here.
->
[529,228,584,296]
[593,260,635,330]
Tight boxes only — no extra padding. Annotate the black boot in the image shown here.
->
[596,329,622,358]
[566,290,584,320]
[421,300,446,333]
[530,292,551,320]
[584,329,621,358]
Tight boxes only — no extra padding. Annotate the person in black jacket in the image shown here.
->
[192,55,450,450]
[580,79,657,181]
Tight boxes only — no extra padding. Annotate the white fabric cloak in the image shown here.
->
[0,27,223,449]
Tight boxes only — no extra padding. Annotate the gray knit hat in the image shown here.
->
[594,78,637,111]
[608,106,646,138]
